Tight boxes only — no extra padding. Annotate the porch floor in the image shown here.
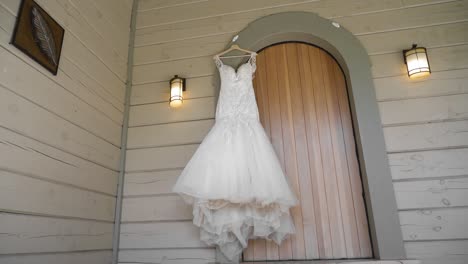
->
[237,260,420,264]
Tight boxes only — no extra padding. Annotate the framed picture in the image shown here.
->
[10,0,65,75]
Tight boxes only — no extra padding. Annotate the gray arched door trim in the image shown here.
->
[219,12,405,261]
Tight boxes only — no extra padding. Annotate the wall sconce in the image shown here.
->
[403,44,431,78]
[169,75,185,107]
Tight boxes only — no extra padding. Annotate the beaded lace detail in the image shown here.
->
[213,53,259,121]
[213,53,259,143]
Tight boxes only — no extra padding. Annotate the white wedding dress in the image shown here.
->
[172,53,297,260]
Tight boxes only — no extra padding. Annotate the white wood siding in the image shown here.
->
[0,0,132,262]
[0,251,113,264]
[119,0,468,263]
[119,248,216,264]
[0,213,113,254]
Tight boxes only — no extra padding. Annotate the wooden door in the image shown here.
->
[243,43,372,261]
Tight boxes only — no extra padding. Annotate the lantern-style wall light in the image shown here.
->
[403,44,431,78]
[169,75,186,107]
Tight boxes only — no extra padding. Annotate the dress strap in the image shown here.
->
[248,53,257,73]
[213,55,223,69]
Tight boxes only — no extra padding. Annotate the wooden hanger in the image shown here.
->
[215,44,255,59]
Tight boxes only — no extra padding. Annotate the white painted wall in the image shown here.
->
[119,1,468,264]
[0,0,132,263]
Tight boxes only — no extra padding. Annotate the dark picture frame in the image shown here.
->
[10,0,65,75]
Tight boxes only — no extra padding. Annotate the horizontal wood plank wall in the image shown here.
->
[0,251,113,264]
[0,0,132,263]
[120,0,468,263]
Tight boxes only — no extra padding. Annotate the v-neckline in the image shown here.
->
[222,62,251,77]
[215,54,255,77]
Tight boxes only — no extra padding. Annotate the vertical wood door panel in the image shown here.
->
[245,43,372,261]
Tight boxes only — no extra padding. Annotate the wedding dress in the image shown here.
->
[172,53,297,260]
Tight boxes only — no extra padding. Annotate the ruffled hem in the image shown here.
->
[177,192,295,261]
[172,114,298,260]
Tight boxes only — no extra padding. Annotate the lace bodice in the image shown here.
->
[214,53,259,121]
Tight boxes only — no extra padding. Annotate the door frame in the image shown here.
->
[215,12,405,262]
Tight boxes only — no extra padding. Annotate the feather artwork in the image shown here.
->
[30,6,58,66]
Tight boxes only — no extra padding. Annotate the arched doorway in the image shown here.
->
[243,43,372,261]
[217,12,406,261]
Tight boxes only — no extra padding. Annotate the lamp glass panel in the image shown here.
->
[170,78,183,107]
[405,48,430,78]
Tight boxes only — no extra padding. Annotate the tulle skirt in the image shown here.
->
[172,117,297,260]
